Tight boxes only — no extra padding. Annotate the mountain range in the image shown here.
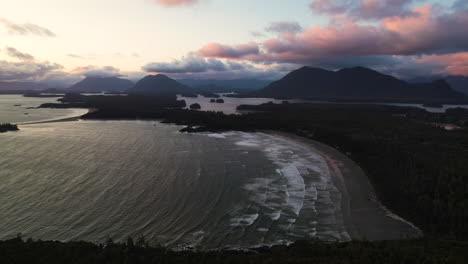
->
[2,66,466,103]
[69,77,134,93]
[255,66,465,102]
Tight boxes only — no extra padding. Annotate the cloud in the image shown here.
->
[414,52,468,76]
[265,21,303,34]
[141,54,264,75]
[5,47,35,61]
[142,55,231,73]
[310,0,416,20]
[38,71,83,88]
[67,54,85,59]
[70,66,124,78]
[198,5,468,64]
[453,0,468,9]
[198,42,260,60]
[40,66,143,88]
[0,60,62,81]
[0,18,56,37]
[250,31,266,38]
[149,0,199,7]
[141,54,287,79]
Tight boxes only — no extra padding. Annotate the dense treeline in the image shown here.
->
[41,93,186,119]
[405,107,468,128]
[0,123,19,133]
[1,236,467,264]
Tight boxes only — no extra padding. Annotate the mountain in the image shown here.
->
[178,79,271,91]
[129,74,193,95]
[444,76,468,95]
[257,66,465,102]
[411,75,468,96]
[408,75,468,95]
[69,77,134,93]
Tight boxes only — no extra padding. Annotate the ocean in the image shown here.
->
[0,120,349,249]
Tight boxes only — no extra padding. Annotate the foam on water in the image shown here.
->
[206,131,351,245]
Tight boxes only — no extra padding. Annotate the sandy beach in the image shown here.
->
[268,131,422,241]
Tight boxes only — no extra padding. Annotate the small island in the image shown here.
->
[189,103,202,110]
[216,99,225,103]
[423,103,444,108]
[0,123,19,133]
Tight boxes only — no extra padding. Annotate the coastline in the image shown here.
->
[18,108,95,125]
[6,112,423,244]
[267,131,422,241]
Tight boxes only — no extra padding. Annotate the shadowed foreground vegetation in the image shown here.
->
[1,236,467,264]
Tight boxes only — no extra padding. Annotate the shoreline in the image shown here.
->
[9,114,423,243]
[18,108,95,125]
[267,131,422,241]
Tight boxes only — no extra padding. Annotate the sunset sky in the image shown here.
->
[1,0,467,87]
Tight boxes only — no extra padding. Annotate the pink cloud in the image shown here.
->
[197,4,468,64]
[310,0,415,20]
[149,0,199,7]
[416,52,468,76]
[198,42,260,60]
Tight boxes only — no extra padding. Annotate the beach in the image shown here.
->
[269,131,422,241]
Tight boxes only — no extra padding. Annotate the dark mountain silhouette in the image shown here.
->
[409,75,468,95]
[445,76,468,95]
[69,77,134,93]
[258,66,465,102]
[130,74,193,95]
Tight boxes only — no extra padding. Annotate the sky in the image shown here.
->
[0,0,467,87]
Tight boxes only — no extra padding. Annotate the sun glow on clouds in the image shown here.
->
[1,0,468,84]
[192,2,468,77]
[417,52,468,76]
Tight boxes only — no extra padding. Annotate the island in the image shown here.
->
[189,103,201,110]
[423,102,444,108]
[0,123,19,133]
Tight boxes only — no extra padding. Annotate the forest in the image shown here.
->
[1,235,467,264]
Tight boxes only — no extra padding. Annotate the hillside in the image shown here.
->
[69,77,134,93]
[129,74,193,95]
[257,66,466,103]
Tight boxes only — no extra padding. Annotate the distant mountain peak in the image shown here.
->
[257,66,465,102]
[69,76,134,93]
[130,74,192,95]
